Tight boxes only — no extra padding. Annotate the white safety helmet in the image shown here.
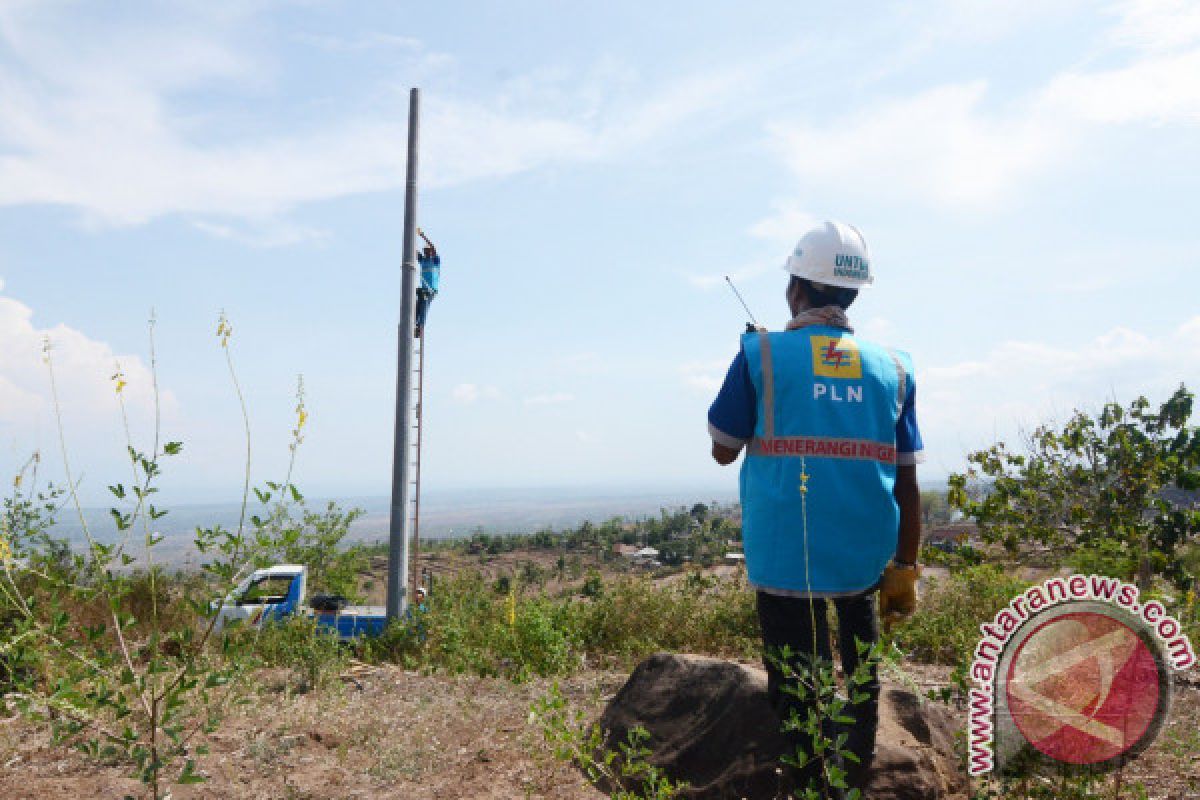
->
[782,220,874,290]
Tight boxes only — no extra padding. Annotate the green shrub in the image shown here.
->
[249,616,348,693]
[386,571,576,681]
[891,564,1030,667]
[1066,539,1138,581]
[356,615,426,667]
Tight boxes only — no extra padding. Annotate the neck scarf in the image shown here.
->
[785,305,853,333]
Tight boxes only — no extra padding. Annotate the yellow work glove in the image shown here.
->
[878,562,920,631]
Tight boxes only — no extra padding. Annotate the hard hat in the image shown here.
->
[782,220,874,289]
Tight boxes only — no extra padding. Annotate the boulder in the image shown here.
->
[598,653,967,800]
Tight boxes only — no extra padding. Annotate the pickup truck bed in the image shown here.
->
[310,605,388,638]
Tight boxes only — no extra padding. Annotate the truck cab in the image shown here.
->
[213,564,388,640]
[214,564,307,633]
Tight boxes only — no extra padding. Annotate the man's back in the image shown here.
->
[735,324,914,594]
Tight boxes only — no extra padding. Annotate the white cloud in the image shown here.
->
[758,2,1200,218]
[0,287,165,465]
[450,383,500,404]
[857,317,896,341]
[555,352,611,375]
[0,3,757,235]
[679,360,730,394]
[1049,274,1120,294]
[684,205,814,291]
[191,219,330,248]
[524,392,574,406]
[1108,0,1200,52]
[767,82,1064,210]
[293,32,427,54]
[686,261,778,291]
[1038,49,1200,125]
[748,203,820,248]
[921,317,1200,461]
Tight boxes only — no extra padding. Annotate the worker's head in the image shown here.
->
[782,220,873,315]
[786,276,859,316]
[415,587,427,602]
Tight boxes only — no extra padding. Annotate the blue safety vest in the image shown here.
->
[739,325,913,595]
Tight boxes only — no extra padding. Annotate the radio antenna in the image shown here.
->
[724,276,759,328]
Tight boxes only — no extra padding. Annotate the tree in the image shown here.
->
[948,386,1200,589]
[253,495,366,599]
[919,490,952,526]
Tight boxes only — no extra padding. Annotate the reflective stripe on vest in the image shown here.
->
[885,347,907,416]
[756,330,775,438]
[750,435,896,464]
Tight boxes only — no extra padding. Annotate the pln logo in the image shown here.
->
[811,335,862,379]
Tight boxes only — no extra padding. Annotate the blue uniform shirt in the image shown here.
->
[708,349,924,465]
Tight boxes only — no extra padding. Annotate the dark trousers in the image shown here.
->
[756,590,881,788]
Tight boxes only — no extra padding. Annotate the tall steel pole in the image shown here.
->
[386,87,420,620]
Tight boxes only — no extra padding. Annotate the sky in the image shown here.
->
[1,0,1198,506]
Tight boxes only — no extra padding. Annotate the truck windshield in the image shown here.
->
[238,575,293,606]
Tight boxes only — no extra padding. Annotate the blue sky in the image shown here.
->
[1,0,1198,505]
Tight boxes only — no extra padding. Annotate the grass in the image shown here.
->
[356,568,759,681]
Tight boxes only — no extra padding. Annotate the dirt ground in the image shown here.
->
[0,667,618,800]
[1,664,1197,799]
[360,547,623,605]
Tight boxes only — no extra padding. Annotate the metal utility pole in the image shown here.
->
[386,87,420,620]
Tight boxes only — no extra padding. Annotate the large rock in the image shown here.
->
[598,653,967,800]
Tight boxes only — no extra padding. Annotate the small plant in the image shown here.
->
[768,638,883,800]
[0,314,313,799]
[531,682,686,800]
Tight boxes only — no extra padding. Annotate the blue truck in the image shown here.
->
[213,564,388,639]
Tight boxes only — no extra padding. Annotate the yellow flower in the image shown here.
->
[505,590,516,627]
[0,536,11,566]
[111,363,127,395]
[216,313,232,348]
[291,375,308,443]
